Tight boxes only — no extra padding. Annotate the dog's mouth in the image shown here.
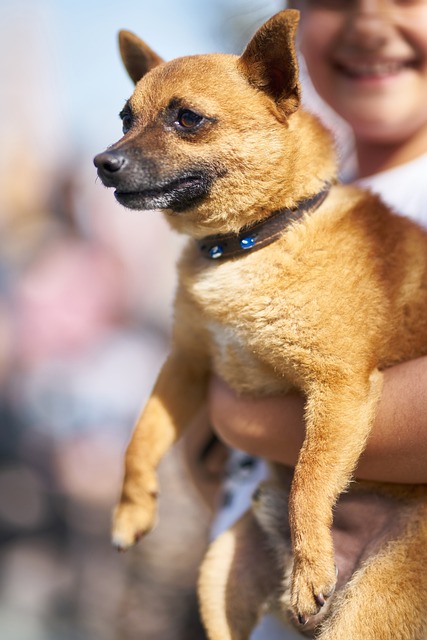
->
[114,172,213,212]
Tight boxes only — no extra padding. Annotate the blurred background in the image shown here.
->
[0,1,351,638]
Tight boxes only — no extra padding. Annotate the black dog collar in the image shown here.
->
[197,185,331,260]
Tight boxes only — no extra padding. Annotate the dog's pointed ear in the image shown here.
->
[237,10,301,119]
[118,30,164,84]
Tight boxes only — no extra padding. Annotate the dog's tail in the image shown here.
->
[198,511,282,640]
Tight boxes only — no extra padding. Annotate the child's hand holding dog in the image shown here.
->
[209,354,427,485]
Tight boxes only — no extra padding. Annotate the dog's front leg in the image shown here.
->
[288,369,383,625]
[112,350,209,550]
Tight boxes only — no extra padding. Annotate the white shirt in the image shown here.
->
[356,152,427,229]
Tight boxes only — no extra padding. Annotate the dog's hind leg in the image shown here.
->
[198,511,285,640]
[317,512,427,640]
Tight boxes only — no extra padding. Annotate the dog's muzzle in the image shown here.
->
[94,147,217,212]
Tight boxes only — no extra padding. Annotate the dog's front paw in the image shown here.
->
[289,555,337,625]
[111,491,158,551]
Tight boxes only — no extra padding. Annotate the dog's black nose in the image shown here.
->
[94,151,126,175]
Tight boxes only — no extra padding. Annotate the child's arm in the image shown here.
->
[208,355,427,484]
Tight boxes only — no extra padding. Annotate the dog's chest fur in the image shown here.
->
[177,207,359,396]
[180,236,302,395]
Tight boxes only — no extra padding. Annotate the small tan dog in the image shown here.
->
[94,10,427,639]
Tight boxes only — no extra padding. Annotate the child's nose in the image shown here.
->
[343,0,395,50]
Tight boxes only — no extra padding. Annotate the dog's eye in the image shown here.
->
[121,114,133,134]
[120,106,133,134]
[176,109,203,130]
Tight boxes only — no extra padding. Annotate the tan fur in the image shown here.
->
[94,10,427,639]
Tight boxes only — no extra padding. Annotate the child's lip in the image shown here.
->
[332,57,418,79]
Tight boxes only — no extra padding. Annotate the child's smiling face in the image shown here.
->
[295,0,427,143]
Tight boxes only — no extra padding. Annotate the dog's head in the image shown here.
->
[94,10,336,237]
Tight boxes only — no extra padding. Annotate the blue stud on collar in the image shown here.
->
[209,245,224,259]
[240,235,256,250]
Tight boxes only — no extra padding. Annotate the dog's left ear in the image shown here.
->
[238,10,300,119]
[118,30,164,84]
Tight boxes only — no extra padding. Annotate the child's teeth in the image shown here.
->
[348,61,403,76]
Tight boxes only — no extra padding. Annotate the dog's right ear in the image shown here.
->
[238,10,300,120]
[118,30,164,84]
